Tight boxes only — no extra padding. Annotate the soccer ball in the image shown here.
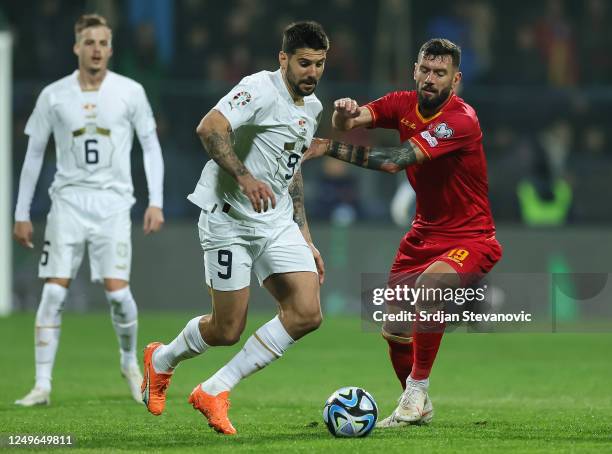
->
[322,386,378,437]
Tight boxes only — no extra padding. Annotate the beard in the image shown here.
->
[417,84,452,111]
[286,66,318,97]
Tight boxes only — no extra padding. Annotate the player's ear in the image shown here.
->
[413,62,418,81]
[73,42,80,57]
[452,70,462,89]
[279,51,288,70]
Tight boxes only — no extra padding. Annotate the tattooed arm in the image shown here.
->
[304,138,425,173]
[289,170,325,284]
[196,109,275,212]
[288,170,310,239]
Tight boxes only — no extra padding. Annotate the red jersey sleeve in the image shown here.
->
[410,113,482,160]
[364,91,408,129]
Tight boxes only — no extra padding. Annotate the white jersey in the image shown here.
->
[187,69,323,224]
[25,70,156,210]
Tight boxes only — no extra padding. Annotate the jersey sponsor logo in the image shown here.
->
[420,130,438,147]
[433,122,454,139]
[400,117,417,129]
[229,91,252,109]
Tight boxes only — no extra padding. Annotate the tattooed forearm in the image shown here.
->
[288,170,309,234]
[200,127,250,179]
[326,139,420,172]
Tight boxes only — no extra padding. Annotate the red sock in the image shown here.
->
[411,322,445,380]
[386,339,413,390]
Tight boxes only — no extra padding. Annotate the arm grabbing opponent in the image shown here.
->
[304,138,424,173]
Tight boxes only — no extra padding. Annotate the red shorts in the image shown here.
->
[390,230,503,286]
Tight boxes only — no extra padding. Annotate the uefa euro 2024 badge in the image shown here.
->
[229,91,252,110]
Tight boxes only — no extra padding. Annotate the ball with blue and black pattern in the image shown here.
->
[322,386,378,437]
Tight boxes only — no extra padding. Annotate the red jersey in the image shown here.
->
[365,91,495,238]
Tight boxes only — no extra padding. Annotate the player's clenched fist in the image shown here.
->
[334,98,361,118]
[237,173,276,213]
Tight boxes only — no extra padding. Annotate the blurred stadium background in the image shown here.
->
[2,0,612,318]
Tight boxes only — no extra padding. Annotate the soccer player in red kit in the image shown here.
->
[306,38,502,427]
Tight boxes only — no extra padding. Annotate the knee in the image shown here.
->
[414,275,448,312]
[303,309,323,333]
[205,319,245,346]
[105,286,137,323]
[286,305,323,336]
[36,283,68,323]
[104,279,129,293]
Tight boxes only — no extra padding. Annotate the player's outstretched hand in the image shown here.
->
[308,242,325,285]
[303,138,330,161]
[237,173,276,213]
[144,206,165,235]
[13,221,34,249]
[334,98,361,119]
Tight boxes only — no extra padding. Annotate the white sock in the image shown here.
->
[105,287,138,370]
[407,375,430,390]
[201,316,294,395]
[35,283,68,391]
[153,316,208,373]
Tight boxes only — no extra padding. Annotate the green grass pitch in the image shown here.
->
[1,313,611,453]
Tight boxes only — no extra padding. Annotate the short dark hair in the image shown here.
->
[419,38,461,68]
[282,21,329,54]
[74,14,110,41]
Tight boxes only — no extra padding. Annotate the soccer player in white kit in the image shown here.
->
[13,14,165,406]
[141,21,328,434]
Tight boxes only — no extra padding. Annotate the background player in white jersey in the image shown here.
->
[13,14,165,406]
[141,21,328,435]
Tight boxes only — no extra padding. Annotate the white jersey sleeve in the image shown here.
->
[130,84,156,137]
[25,88,53,140]
[14,136,48,221]
[139,131,164,208]
[213,78,273,131]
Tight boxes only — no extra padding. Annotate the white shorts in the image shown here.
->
[39,194,132,283]
[198,210,317,291]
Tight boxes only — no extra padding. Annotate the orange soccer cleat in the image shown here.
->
[188,386,237,435]
[141,342,173,416]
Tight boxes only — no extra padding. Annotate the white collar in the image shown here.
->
[71,69,112,93]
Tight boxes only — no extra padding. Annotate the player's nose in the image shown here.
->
[305,65,317,78]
